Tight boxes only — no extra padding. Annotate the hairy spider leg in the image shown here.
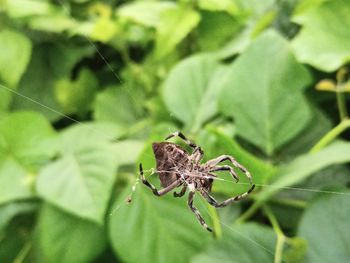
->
[210,165,239,183]
[165,131,204,163]
[173,184,187,197]
[206,155,253,183]
[139,163,181,196]
[188,189,212,232]
[200,184,256,208]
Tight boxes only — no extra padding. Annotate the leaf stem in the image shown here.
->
[270,198,306,209]
[263,205,285,263]
[13,241,32,263]
[310,119,350,153]
[336,91,348,121]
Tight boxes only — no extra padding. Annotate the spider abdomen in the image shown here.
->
[152,142,191,187]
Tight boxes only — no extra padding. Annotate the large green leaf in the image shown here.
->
[0,112,57,204]
[291,0,350,71]
[250,141,350,214]
[218,30,312,155]
[298,191,350,262]
[109,185,212,263]
[191,223,276,263]
[36,124,118,224]
[163,54,225,132]
[36,204,106,263]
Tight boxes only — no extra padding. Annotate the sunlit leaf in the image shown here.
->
[219,30,312,155]
[291,0,350,71]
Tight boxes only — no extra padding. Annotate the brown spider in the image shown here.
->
[140,131,255,232]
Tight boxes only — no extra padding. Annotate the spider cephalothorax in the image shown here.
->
[140,131,255,232]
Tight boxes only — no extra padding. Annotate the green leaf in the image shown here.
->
[109,185,212,263]
[291,0,350,71]
[36,124,118,224]
[197,11,241,52]
[0,112,57,204]
[298,191,350,262]
[191,223,275,263]
[37,204,106,263]
[3,0,56,18]
[163,54,224,132]
[251,141,350,213]
[154,7,200,59]
[218,30,312,155]
[54,69,98,115]
[0,30,32,112]
[0,29,32,88]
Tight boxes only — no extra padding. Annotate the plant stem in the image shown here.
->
[13,241,32,263]
[270,198,307,209]
[310,119,350,153]
[263,205,285,263]
[336,90,348,121]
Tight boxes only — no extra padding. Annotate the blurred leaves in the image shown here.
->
[292,0,350,71]
[298,191,350,262]
[0,112,57,204]
[219,30,312,155]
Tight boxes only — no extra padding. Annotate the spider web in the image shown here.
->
[1,1,350,258]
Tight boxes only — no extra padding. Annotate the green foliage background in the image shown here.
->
[1,0,350,262]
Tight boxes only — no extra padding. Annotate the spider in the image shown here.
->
[140,131,255,232]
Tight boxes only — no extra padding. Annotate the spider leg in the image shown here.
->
[165,131,197,148]
[200,184,255,208]
[165,131,204,162]
[188,188,212,232]
[210,165,239,183]
[173,184,187,197]
[139,163,181,196]
[206,155,252,183]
